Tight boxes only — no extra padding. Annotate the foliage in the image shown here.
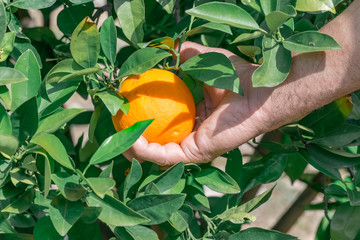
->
[0,0,358,239]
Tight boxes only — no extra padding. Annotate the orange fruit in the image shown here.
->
[112,69,196,145]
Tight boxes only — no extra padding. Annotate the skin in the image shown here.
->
[124,0,360,165]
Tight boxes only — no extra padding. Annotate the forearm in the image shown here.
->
[260,0,360,130]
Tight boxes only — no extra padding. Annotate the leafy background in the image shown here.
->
[0,0,360,239]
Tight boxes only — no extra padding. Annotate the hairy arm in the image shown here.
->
[125,1,360,165]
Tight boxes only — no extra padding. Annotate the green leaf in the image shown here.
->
[307,144,360,169]
[217,210,256,224]
[231,31,265,44]
[31,133,75,170]
[0,183,27,200]
[237,45,261,57]
[241,0,261,12]
[43,153,51,199]
[0,0,5,46]
[180,52,243,94]
[186,22,232,37]
[0,214,15,233]
[70,0,94,3]
[184,185,210,212]
[0,134,19,156]
[89,104,102,143]
[33,216,62,240]
[259,0,277,15]
[118,48,171,79]
[0,233,33,240]
[12,0,56,9]
[10,168,37,186]
[0,68,28,86]
[0,104,11,135]
[67,220,102,240]
[236,154,286,193]
[57,5,92,35]
[85,193,149,226]
[123,159,142,200]
[0,32,16,63]
[100,17,117,66]
[49,195,84,236]
[86,177,115,199]
[194,167,240,194]
[39,80,80,117]
[0,158,12,187]
[80,206,102,224]
[140,162,184,193]
[46,58,88,84]
[252,36,291,87]
[265,6,297,32]
[0,86,11,109]
[11,97,38,144]
[238,185,275,213]
[156,0,175,14]
[114,225,159,240]
[51,172,86,201]
[128,194,186,225]
[1,188,34,214]
[70,17,100,68]
[11,50,41,111]
[35,108,85,137]
[88,119,153,166]
[229,227,297,240]
[283,31,342,53]
[114,0,145,44]
[311,123,360,147]
[299,148,341,180]
[295,0,336,13]
[285,152,308,183]
[225,148,242,180]
[331,202,360,240]
[186,2,261,31]
[166,204,193,234]
[300,97,352,136]
[95,89,124,116]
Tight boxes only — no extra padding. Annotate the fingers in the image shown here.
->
[123,134,213,166]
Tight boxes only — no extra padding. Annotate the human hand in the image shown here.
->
[123,42,276,165]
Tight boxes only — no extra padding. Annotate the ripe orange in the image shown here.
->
[112,69,196,145]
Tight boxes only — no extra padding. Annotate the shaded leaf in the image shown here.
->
[49,195,84,236]
[331,202,360,240]
[180,52,242,94]
[252,36,291,87]
[128,194,186,225]
[1,189,34,214]
[51,172,86,201]
[229,227,297,240]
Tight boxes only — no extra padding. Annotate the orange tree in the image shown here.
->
[0,0,359,239]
